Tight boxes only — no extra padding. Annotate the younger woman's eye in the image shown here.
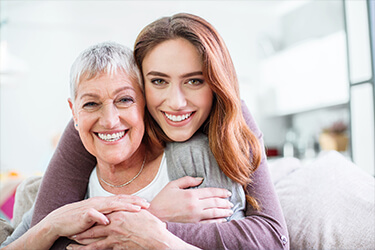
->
[187,79,204,85]
[151,79,167,85]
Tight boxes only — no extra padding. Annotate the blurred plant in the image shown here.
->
[322,121,348,134]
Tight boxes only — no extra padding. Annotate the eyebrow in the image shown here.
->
[79,86,135,100]
[146,71,203,78]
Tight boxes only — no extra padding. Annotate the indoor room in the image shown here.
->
[1,0,374,249]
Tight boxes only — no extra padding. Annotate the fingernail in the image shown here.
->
[227,191,232,196]
[195,177,204,182]
[133,205,141,210]
[71,235,77,239]
[229,202,234,208]
[66,245,73,250]
[105,218,110,225]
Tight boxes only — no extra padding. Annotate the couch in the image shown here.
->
[1,151,374,249]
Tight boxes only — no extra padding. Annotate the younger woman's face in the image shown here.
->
[142,38,213,142]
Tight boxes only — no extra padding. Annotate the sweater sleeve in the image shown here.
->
[165,101,289,249]
[31,119,96,227]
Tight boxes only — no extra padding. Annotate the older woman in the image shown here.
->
[2,42,243,249]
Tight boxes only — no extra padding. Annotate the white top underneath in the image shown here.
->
[88,152,169,201]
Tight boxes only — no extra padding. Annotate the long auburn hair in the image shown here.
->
[134,13,261,210]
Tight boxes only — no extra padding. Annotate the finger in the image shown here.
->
[188,187,232,199]
[74,225,108,241]
[73,236,106,245]
[66,243,84,250]
[82,208,110,227]
[199,197,234,209]
[169,176,204,189]
[92,195,150,214]
[200,208,233,221]
[73,239,113,250]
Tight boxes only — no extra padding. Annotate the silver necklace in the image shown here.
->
[99,156,146,188]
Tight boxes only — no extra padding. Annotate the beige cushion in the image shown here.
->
[0,218,14,244]
[12,176,42,228]
[275,151,375,250]
[0,176,41,245]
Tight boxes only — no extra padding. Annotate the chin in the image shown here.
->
[167,132,193,142]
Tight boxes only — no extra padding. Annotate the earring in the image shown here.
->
[75,124,78,127]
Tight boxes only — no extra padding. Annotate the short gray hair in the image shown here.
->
[70,42,141,101]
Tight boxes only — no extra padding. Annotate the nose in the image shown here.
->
[100,104,120,128]
[166,83,187,110]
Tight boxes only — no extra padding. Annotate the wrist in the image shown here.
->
[147,204,168,222]
[36,219,60,242]
[159,230,199,250]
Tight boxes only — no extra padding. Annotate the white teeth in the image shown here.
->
[98,131,125,142]
[164,112,192,122]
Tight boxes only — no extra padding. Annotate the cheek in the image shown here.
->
[145,84,160,109]
[198,88,214,115]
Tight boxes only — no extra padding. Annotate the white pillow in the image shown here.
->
[268,157,302,184]
[274,151,375,250]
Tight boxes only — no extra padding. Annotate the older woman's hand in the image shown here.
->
[67,209,199,250]
[148,176,233,223]
[2,195,149,250]
[42,195,149,239]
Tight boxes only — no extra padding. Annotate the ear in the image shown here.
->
[68,98,79,131]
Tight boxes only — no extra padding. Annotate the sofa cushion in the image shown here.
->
[12,176,42,228]
[274,151,375,250]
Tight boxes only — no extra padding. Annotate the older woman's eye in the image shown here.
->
[118,97,134,107]
[83,102,98,108]
[187,79,204,85]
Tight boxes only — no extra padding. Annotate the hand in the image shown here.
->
[148,176,233,223]
[67,210,199,250]
[42,195,149,239]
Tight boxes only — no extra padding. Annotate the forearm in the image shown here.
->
[31,119,96,226]
[166,166,288,250]
[166,171,288,249]
[3,221,58,250]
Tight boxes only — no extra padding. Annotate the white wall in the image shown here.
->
[1,1,284,175]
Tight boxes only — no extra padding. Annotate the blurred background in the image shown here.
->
[1,0,374,178]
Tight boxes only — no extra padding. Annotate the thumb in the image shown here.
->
[170,176,204,189]
[83,209,110,227]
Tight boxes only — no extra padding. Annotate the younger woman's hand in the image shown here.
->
[148,176,234,223]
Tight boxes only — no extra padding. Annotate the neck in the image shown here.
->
[96,144,147,187]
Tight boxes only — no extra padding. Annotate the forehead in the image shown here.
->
[143,38,202,71]
[77,71,141,95]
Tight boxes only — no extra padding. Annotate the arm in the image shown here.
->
[2,196,149,250]
[165,101,289,249]
[31,119,96,227]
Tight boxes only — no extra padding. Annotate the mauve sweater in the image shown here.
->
[31,102,289,249]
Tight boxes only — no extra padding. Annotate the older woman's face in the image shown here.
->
[69,71,145,166]
[142,38,213,142]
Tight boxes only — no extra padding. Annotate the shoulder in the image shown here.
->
[165,132,210,157]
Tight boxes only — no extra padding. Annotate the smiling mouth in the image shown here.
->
[95,130,127,142]
[163,112,193,122]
